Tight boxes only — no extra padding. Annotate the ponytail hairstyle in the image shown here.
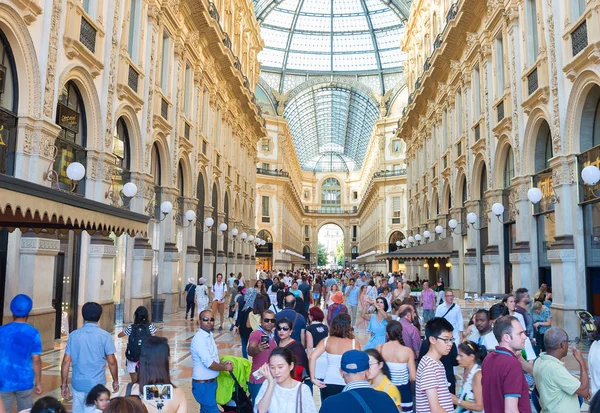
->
[458,340,487,365]
[386,320,405,346]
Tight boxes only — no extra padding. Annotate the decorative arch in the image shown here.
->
[320,176,343,206]
[150,133,171,186]
[408,204,414,228]
[471,155,487,199]
[493,135,514,188]
[388,230,405,243]
[0,3,42,117]
[177,153,193,197]
[522,108,552,175]
[316,221,346,239]
[564,70,600,154]
[441,179,452,213]
[421,194,429,223]
[57,65,103,151]
[431,189,439,218]
[257,229,273,242]
[454,169,468,207]
[114,104,143,173]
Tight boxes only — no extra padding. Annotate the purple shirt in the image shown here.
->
[400,317,421,358]
[421,289,436,310]
[248,330,276,384]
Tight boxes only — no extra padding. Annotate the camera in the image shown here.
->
[142,384,173,408]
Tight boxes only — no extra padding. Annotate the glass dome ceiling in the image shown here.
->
[255,0,410,75]
[283,83,380,172]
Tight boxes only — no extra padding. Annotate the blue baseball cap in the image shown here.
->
[341,350,370,373]
[10,294,33,317]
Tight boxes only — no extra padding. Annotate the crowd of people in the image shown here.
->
[2,270,600,413]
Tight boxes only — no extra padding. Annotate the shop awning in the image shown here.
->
[0,174,150,237]
[376,236,454,260]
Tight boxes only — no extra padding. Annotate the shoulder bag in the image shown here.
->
[295,382,303,413]
[348,391,373,413]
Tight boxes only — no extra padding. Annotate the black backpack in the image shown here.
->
[126,323,152,362]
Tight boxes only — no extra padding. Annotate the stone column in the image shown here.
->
[17,232,60,350]
[548,155,585,339]
[462,201,480,293]
[162,242,180,314]
[509,178,537,292]
[86,234,117,333]
[130,237,153,318]
[449,252,461,295]
[201,206,214,281]
[483,189,504,294]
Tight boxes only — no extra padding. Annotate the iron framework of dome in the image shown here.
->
[283,83,380,172]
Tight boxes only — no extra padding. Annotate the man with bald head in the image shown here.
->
[533,327,590,412]
[397,304,421,357]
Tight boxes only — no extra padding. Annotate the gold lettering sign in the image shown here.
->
[537,174,554,199]
[60,114,78,126]
[0,125,5,147]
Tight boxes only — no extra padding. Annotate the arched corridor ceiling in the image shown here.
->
[283,83,380,172]
[253,0,410,172]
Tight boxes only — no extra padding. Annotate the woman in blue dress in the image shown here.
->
[361,296,391,350]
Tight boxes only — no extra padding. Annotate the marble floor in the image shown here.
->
[15,309,593,412]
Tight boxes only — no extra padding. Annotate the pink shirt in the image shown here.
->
[421,289,436,310]
[248,330,276,384]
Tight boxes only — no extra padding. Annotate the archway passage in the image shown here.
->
[256,229,273,271]
[388,231,405,252]
[317,223,344,269]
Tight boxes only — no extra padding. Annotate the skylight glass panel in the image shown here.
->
[260,27,290,49]
[286,52,331,71]
[333,0,363,14]
[290,33,331,53]
[333,33,373,52]
[364,0,387,12]
[263,9,295,28]
[275,0,301,13]
[333,52,378,71]
[379,48,403,68]
[369,10,401,29]
[301,0,332,15]
[375,28,401,50]
[295,14,331,32]
[258,48,286,68]
[333,16,369,32]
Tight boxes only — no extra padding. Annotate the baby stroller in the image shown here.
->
[574,309,598,345]
[221,371,252,413]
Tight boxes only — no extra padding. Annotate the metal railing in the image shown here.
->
[256,168,289,177]
[527,68,539,96]
[79,16,97,53]
[373,169,406,178]
[572,20,588,56]
[128,65,139,92]
[304,206,358,214]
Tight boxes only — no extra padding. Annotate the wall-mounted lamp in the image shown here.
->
[181,209,196,227]
[105,181,138,207]
[43,147,86,193]
[202,217,228,233]
[582,165,600,200]
[423,262,429,268]
[423,230,431,241]
[527,185,559,205]
[435,225,444,237]
[157,201,173,222]
[446,261,452,268]
[466,212,482,230]
[490,202,516,224]
[433,261,440,268]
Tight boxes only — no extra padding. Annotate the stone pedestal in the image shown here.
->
[509,242,533,293]
[162,242,180,314]
[202,249,215,281]
[548,247,581,339]
[86,235,117,333]
[186,246,201,284]
[129,237,154,320]
[464,249,479,293]
[483,245,503,294]
[449,254,460,292]
[215,251,226,277]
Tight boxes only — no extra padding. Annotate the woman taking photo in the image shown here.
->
[361,296,390,350]
[254,348,317,413]
[309,313,360,401]
[365,349,401,411]
[275,318,309,382]
[305,307,329,384]
[376,321,416,412]
[123,336,187,413]
[451,340,486,413]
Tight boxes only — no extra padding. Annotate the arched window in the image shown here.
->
[321,177,341,206]
[151,143,161,219]
[55,81,87,194]
[257,230,273,243]
[534,120,553,172]
[579,85,600,152]
[177,162,184,225]
[389,231,405,252]
[503,147,515,188]
[0,29,18,176]
[351,245,358,259]
[479,164,487,200]
[112,117,131,200]
[303,245,311,261]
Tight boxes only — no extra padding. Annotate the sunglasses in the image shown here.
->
[277,326,291,331]
[202,317,215,322]
[263,318,276,323]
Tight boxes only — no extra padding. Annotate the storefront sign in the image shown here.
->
[532,169,556,214]
[57,104,79,134]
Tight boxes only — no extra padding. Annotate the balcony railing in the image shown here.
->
[223,33,232,50]
[304,206,358,214]
[256,167,289,177]
[572,20,588,56]
[79,16,97,53]
[208,2,219,21]
[446,2,458,23]
[127,64,139,92]
[373,169,406,178]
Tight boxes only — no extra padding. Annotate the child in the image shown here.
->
[85,384,110,412]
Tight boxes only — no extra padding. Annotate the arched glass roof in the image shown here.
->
[283,83,380,172]
[255,0,409,75]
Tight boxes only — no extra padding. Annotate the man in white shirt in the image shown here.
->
[435,290,464,342]
[191,310,233,413]
[467,309,498,350]
[283,273,292,287]
[210,273,227,331]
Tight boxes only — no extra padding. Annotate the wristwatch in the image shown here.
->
[457,399,461,406]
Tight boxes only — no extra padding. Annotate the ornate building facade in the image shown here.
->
[398,0,600,337]
[0,0,264,349]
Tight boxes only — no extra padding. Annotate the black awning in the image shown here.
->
[377,236,454,260]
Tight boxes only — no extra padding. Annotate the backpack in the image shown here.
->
[126,323,152,362]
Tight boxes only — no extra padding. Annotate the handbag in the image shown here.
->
[228,371,253,413]
[295,383,303,413]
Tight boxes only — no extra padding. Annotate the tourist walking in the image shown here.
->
[326,291,348,326]
[117,305,156,382]
[309,313,360,401]
[275,318,309,383]
[420,281,436,324]
[0,295,43,412]
[60,302,119,413]
[210,273,228,331]
[451,340,486,413]
[306,307,329,384]
[345,278,359,326]
[361,296,390,350]
[195,277,210,314]
[365,349,402,409]
[183,278,197,320]
[191,310,234,413]
[435,290,464,342]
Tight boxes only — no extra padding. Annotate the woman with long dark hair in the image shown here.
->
[254,347,317,413]
[275,318,309,383]
[123,336,187,413]
[362,296,391,350]
[377,320,416,412]
[249,294,270,331]
[365,349,401,411]
[117,306,157,382]
[451,341,486,413]
[309,313,360,401]
[29,397,67,413]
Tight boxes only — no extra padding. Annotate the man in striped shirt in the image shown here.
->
[415,317,455,413]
